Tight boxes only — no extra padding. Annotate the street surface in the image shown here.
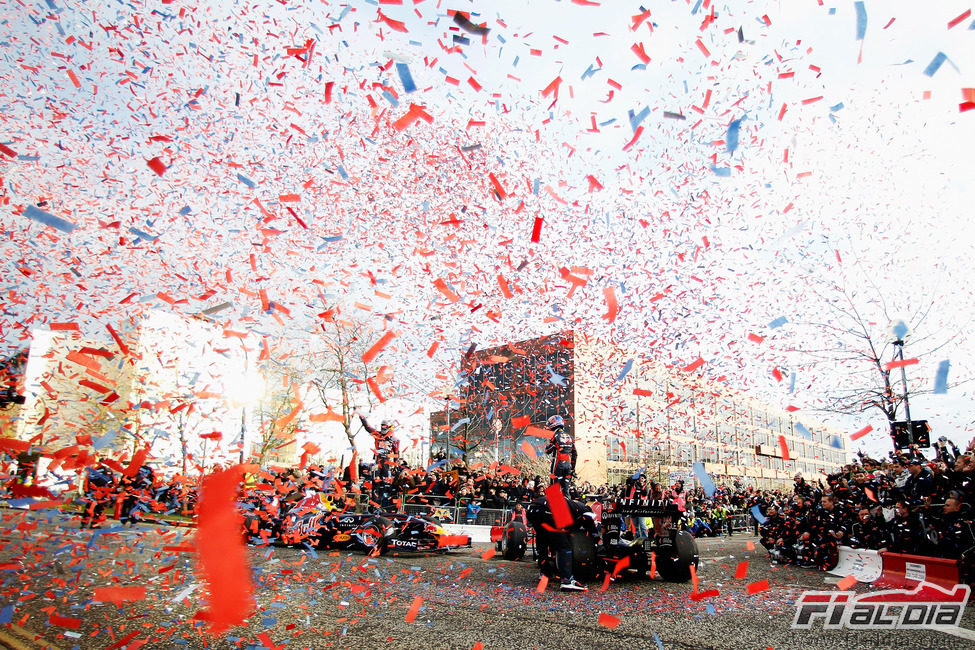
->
[0,508,973,649]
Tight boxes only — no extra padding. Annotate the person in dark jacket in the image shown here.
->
[544,415,576,493]
[526,493,596,592]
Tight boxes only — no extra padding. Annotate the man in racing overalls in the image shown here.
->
[544,415,576,494]
[359,414,399,480]
[526,492,596,592]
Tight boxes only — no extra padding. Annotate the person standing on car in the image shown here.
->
[544,415,576,494]
[359,414,399,480]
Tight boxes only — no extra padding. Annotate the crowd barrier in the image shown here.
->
[828,546,962,590]
[876,552,961,590]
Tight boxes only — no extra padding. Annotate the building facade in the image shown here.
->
[431,331,847,489]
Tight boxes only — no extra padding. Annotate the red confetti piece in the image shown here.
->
[778,435,790,461]
[94,585,147,604]
[885,357,919,370]
[850,424,872,441]
[631,42,650,64]
[536,575,548,593]
[735,561,749,579]
[836,575,858,590]
[746,579,770,594]
[530,216,543,243]
[746,541,756,551]
[511,415,530,428]
[377,10,409,33]
[603,287,619,323]
[747,333,764,343]
[66,69,81,89]
[696,38,711,57]
[433,278,461,303]
[392,103,433,131]
[0,143,16,157]
[683,357,705,373]
[195,466,254,635]
[520,440,538,460]
[525,426,554,439]
[147,157,167,176]
[405,596,423,623]
[480,548,496,561]
[545,483,573,529]
[361,331,397,363]
[948,9,971,29]
[598,613,620,629]
[690,589,720,601]
[49,614,82,629]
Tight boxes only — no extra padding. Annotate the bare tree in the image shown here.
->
[791,280,971,425]
[290,307,385,458]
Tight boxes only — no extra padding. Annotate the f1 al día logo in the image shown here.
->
[793,582,970,630]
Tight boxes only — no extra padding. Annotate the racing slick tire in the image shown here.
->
[358,516,392,555]
[569,530,598,582]
[655,530,699,582]
[501,521,527,561]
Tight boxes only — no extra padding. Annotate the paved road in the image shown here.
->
[0,509,973,649]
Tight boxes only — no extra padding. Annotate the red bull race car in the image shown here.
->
[243,493,471,554]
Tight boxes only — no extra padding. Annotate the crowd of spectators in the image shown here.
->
[64,432,975,585]
[757,437,975,580]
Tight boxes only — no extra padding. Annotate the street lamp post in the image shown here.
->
[889,320,913,445]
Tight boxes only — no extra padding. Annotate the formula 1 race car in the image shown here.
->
[490,520,531,561]
[523,495,698,584]
[243,493,471,554]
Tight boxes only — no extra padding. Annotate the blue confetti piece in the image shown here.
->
[653,631,665,650]
[0,604,12,624]
[711,165,732,177]
[854,1,867,40]
[22,205,76,234]
[795,422,812,440]
[830,102,845,112]
[726,118,741,154]
[236,173,255,188]
[6,498,35,509]
[178,206,191,215]
[768,316,788,329]
[128,227,158,242]
[616,359,633,383]
[92,428,118,451]
[532,178,540,195]
[628,106,650,133]
[581,63,599,80]
[693,462,716,498]
[750,504,767,524]
[934,360,950,394]
[830,435,843,449]
[690,0,702,15]
[892,320,909,340]
[923,52,947,77]
[337,165,348,180]
[381,90,398,107]
[789,372,796,394]
[631,467,644,480]
[395,62,416,93]
[450,417,470,432]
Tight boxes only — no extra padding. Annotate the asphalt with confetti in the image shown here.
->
[1,509,973,649]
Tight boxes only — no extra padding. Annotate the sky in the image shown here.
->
[1,0,973,463]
